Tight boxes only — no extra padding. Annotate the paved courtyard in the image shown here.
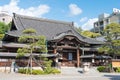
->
[0,67,120,80]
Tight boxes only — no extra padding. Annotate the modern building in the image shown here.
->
[93,8,120,33]
[0,11,12,24]
[0,13,105,67]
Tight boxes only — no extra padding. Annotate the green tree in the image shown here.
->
[17,28,47,74]
[0,34,4,40]
[0,22,11,40]
[98,23,120,58]
[81,30,101,38]
[0,22,10,34]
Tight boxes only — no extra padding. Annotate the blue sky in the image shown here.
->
[0,0,120,30]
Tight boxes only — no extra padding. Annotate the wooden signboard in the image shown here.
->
[112,59,120,67]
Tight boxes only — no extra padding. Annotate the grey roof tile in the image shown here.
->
[5,13,103,44]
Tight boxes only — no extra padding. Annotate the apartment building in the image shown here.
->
[0,11,12,24]
[94,8,120,33]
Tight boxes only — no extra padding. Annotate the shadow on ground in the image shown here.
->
[78,70,83,73]
[104,74,120,80]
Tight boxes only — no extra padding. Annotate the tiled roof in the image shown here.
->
[0,52,58,58]
[5,13,104,44]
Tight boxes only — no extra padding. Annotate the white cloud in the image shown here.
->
[69,4,82,16]
[74,22,79,27]
[80,17,88,22]
[81,18,98,30]
[0,0,50,17]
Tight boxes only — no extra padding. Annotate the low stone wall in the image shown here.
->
[0,67,11,73]
[0,66,43,73]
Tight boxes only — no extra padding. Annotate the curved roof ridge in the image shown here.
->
[53,30,74,40]
[13,13,73,26]
[71,27,104,44]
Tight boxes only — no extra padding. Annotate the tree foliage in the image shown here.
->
[0,22,11,40]
[0,22,11,34]
[98,45,110,53]
[75,27,101,38]
[23,28,36,34]
[17,47,31,57]
[17,28,47,57]
[17,28,48,74]
[98,23,120,57]
[0,34,4,40]
[81,30,101,38]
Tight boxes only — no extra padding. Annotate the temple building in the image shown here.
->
[0,13,105,67]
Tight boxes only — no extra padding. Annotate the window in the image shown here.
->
[2,18,5,21]
[106,19,109,24]
[68,53,73,60]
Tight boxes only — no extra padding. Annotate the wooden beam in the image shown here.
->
[77,49,80,67]
[57,46,77,49]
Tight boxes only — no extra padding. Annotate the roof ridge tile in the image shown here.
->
[13,13,73,26]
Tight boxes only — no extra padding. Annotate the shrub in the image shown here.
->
[44,68,61,74]
[18,68,61,75]
[32,69,44,75]
[97,66,106,72]
[18,68,30,74]
[18,68,25,73]
[51,69,61,74]
[116,67,120,73]
[18,68,44,75]
[44,67,53,74]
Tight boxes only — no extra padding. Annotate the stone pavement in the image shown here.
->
[61,67,120,80]
[0,67,120,80]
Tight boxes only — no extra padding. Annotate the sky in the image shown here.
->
[0,0,120,30]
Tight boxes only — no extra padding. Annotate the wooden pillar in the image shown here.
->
[54,43,57,54]
[77,49,80,67]
[54,48,57,54]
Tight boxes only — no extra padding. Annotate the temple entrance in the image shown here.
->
[58,48,78,67]
[51,35,82,67]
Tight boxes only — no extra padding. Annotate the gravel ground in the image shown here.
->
[0,67,120,80]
